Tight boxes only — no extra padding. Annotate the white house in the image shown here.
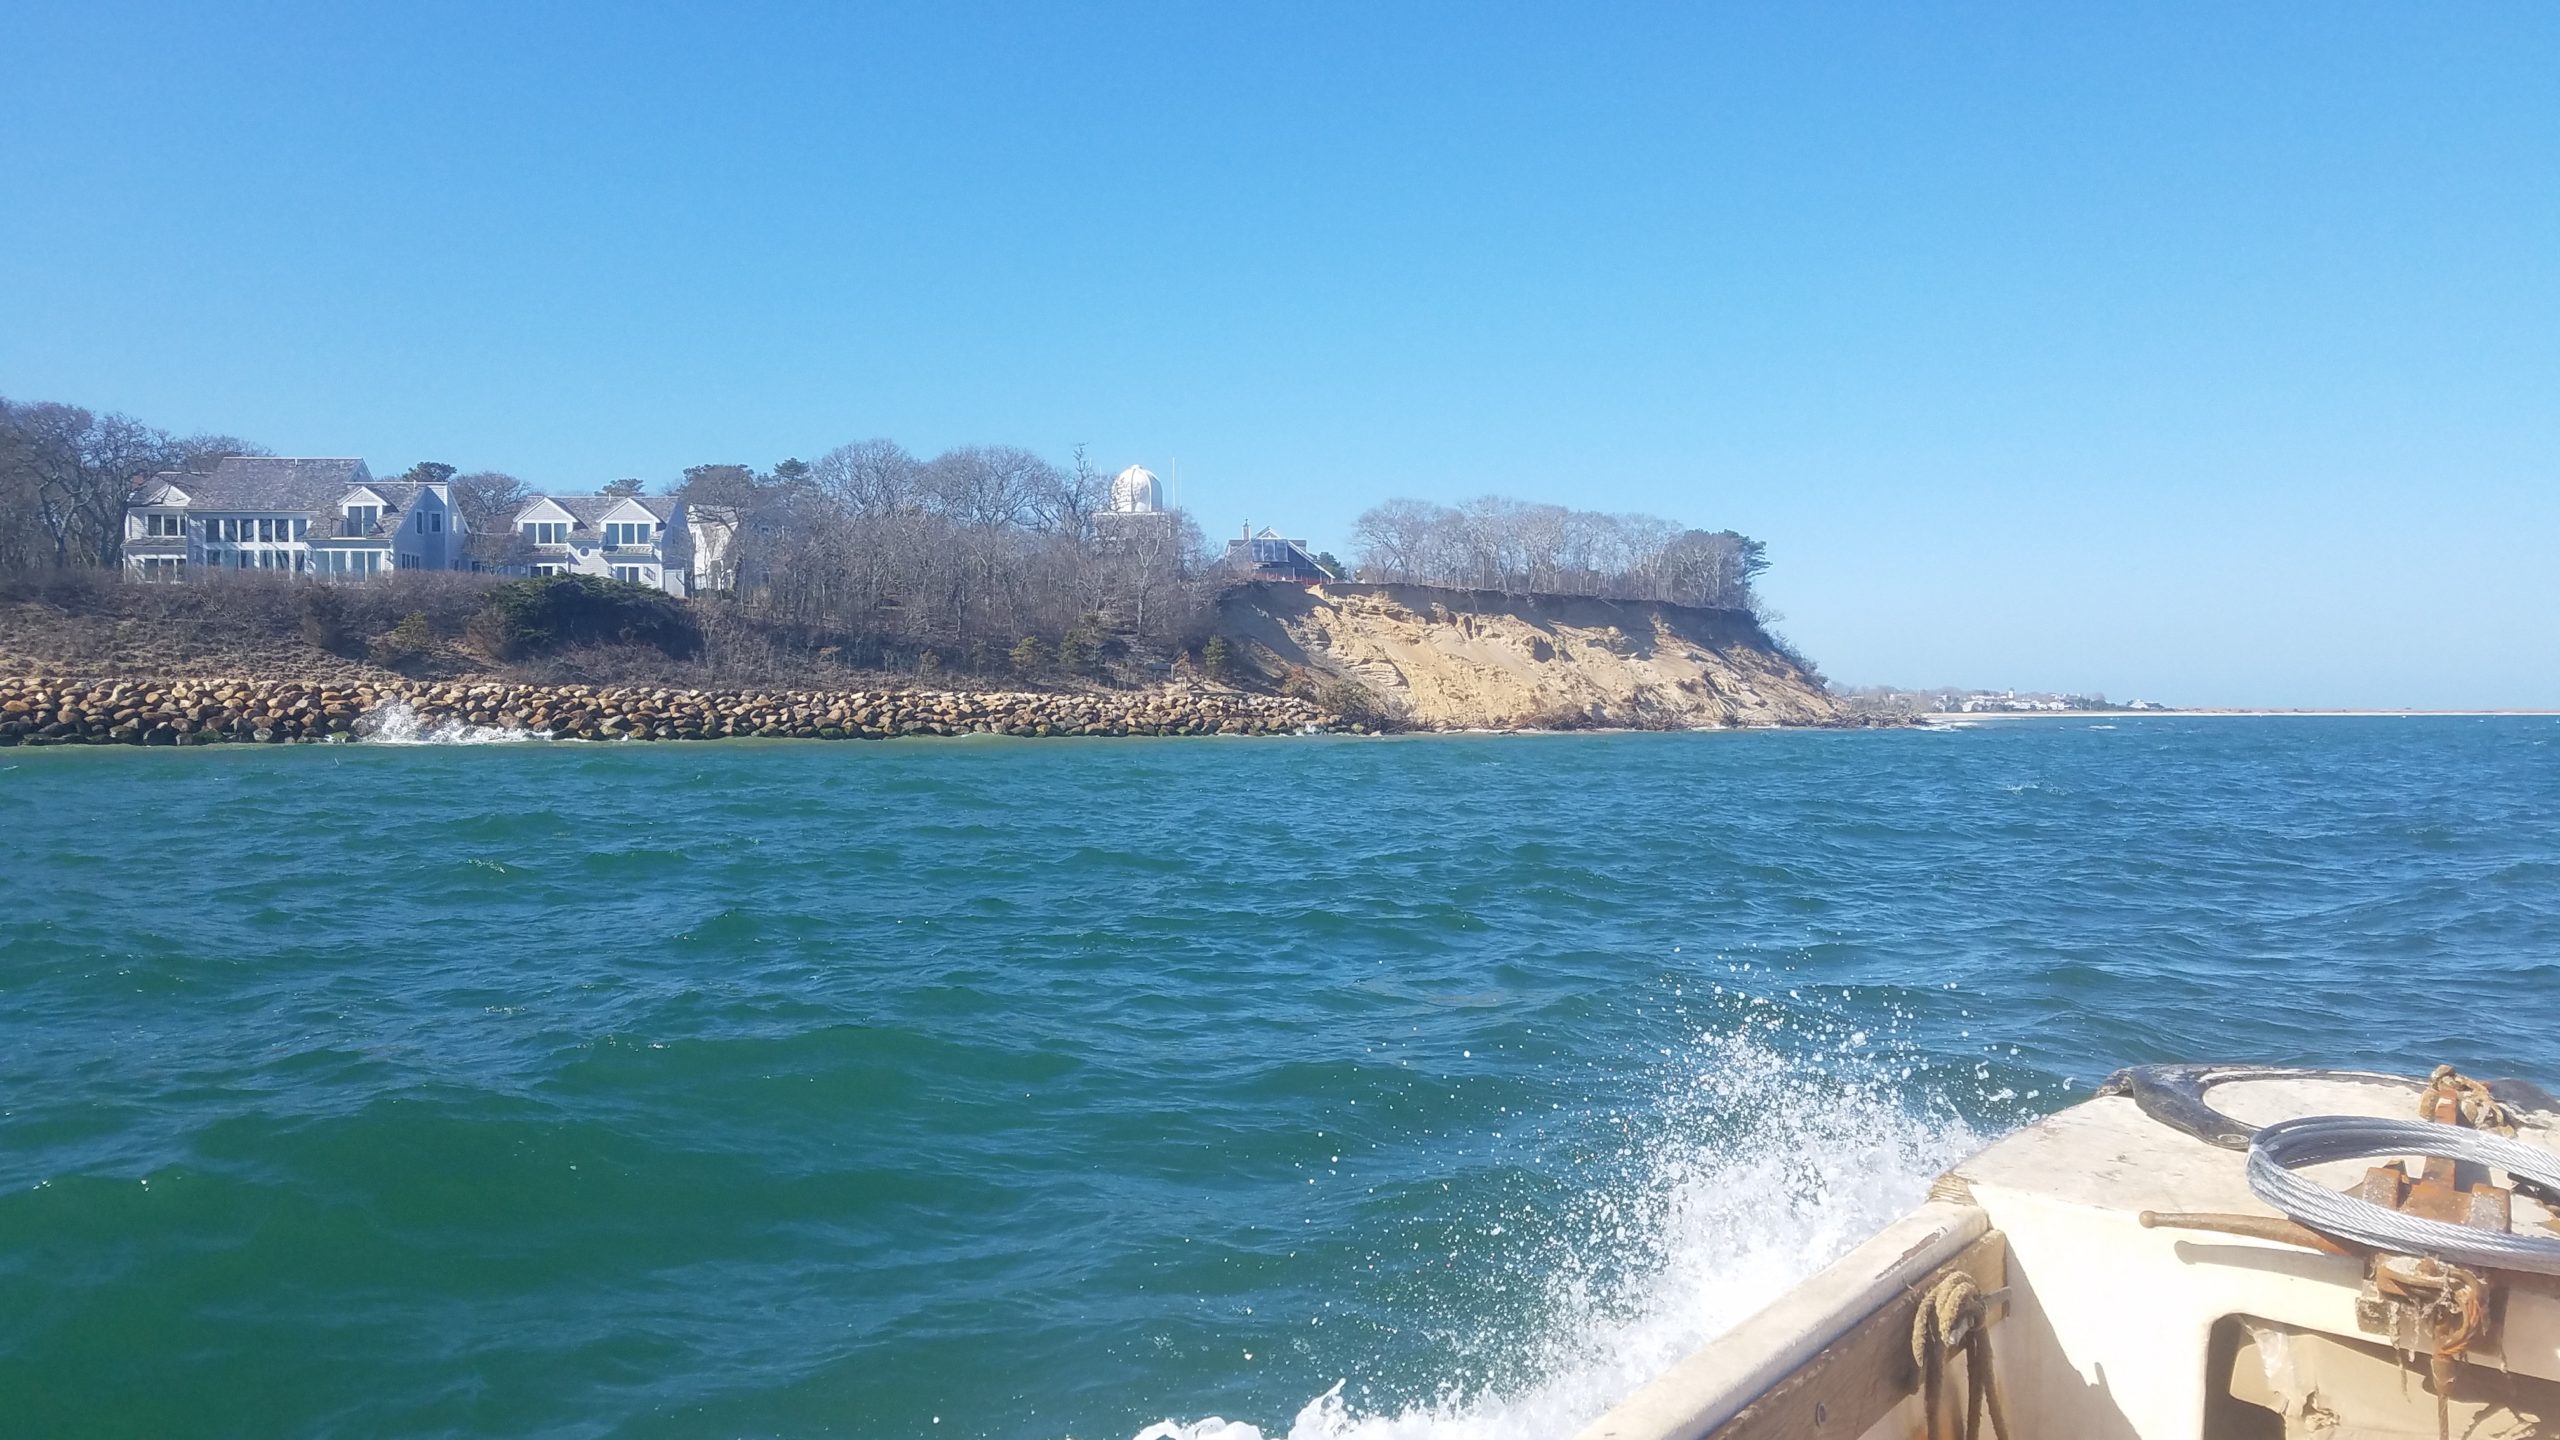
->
[511,494,691,595]
[683,504,780,596]
[124,457,469,580]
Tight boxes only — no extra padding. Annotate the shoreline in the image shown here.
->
[1921,708,2560,721]
[0,674,1347,746]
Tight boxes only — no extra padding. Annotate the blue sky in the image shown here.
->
[5,4,2555,707]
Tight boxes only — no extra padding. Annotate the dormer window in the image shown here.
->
[605,522,653,547]
[523,521,567,544]
[345,505,380,532]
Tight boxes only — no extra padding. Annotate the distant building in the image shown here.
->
[1224,525,1334,583]
[1109,465,1165,514]
[510,494,692,595]
[124,457,468,580]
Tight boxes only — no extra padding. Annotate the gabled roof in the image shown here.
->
[146,457,373,512]
[303,482,433,545]
[373,482,425,539]
[1226,527,1333,578]
[520,494,675,528]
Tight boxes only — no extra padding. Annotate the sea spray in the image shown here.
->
[13,720,2533,1437]
[351,698,545,745]
[1130,1032,1984,1440]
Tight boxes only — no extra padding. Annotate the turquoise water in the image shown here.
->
[3,718,2555,1438]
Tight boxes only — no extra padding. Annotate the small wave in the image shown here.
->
[1131,1033,1981,1440]
[352,700,546,746]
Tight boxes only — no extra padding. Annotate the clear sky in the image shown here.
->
[5,4,2555,707]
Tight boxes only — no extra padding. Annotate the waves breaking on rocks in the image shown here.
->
[351,698,542,745]
[0,672,1344,746]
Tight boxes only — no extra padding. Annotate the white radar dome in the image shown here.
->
[1109,466,1165,514]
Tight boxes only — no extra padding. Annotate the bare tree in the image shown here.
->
[0,399,179,569]
[450,471,533,570]
[174,434,270,473]
[450,471,529,532]
[812,439,921,517]
[1349,494,1771,610]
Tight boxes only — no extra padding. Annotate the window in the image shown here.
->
[143,513,184,537]
[345,505,379,533]
[429,512,442,533]
[606,522,653,547]
[613,565,644,583]
[522,521,567,545]
[221,518,239,541]
[294,518,308,539]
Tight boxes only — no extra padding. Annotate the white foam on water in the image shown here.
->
[352,700,546,746]
[1131,1033,1985,1440]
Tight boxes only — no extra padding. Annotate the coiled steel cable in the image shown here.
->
[2246,1115,2560,1276]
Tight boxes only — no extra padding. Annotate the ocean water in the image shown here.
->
[2,717,2555,1439]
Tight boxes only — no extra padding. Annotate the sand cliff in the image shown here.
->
[1217,582,1845,730]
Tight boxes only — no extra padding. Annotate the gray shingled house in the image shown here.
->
[124,458,469,580]
[508,493,695,596]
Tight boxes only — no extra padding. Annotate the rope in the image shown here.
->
[1909,1272,2008,1440]
[2246,1115,2560,1275]
[2420,1064,2516,1134]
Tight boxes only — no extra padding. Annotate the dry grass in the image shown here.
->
[0,569,1207,694]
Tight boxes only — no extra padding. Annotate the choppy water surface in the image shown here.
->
[3,718,2555,1438]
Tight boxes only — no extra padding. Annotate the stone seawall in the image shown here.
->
[0,675,1343,746]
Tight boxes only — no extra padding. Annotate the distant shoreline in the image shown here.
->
[1921,708,2560,721]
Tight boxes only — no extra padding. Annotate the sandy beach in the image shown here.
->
[1922,708,2560,722]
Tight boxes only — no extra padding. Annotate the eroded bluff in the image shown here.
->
[1218,582,1846,730]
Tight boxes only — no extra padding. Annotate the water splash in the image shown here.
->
[351,700,545,745]
[1132,1033,1983,1440]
